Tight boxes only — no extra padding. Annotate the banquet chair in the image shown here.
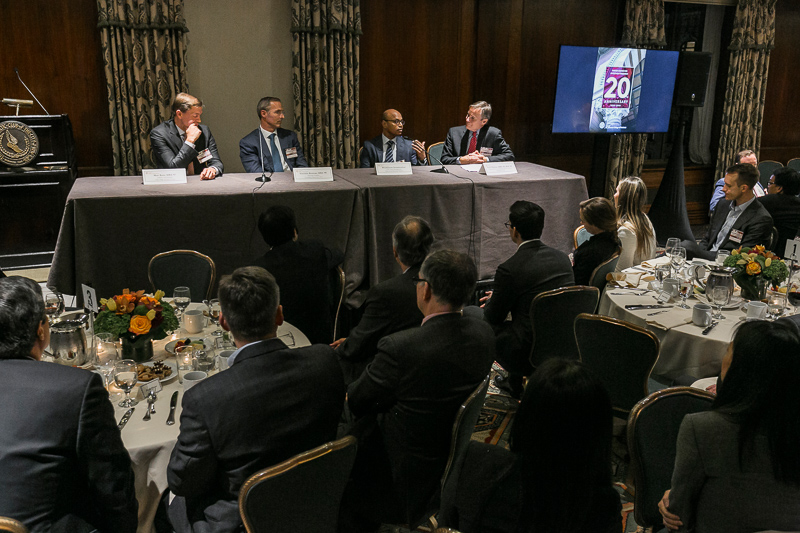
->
[528,285,599,368]
[588,252,620,296]
[238,435,357,533]
[428,142,445,165]
[767,226,780,253]
[148,249,216,302]
[574,313,660,418]
[758,160,783,188]
[428,374,491,531]
[330,265,346,342]
[0,517,28,533]
[787,157,800,172]
[627,387,715,529]
[573,224,593,249]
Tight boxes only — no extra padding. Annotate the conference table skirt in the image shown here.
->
[48,163,588,307]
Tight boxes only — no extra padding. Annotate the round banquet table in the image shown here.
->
[110,305,310,533]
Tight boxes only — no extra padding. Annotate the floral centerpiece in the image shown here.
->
[94,289,179,362]
[723,245,789,300]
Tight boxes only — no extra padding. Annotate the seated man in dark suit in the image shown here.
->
[239,96,309,173]
[758,167,800,254]
[344,250,495,529]
[441,101,514,165]
[167,266,345,533]
[332,215,434,384]
[682,163,773,260]
[150,92,223,179]
[250,205,343,344]
[480,201,575,396]
[0,276,137,533]
[360,109,427,168]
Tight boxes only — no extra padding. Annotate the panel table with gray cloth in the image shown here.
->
[48,173,364,305]
[336,162,587,284]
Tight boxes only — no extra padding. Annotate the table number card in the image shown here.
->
[375,162,413,176]
[82,284,98,312]
[142,169,187,185]
[293,167,334,182]
[784,237,800,261]
[480,162,517,176]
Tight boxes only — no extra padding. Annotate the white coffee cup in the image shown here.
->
[662,278,680,297]
[692,303,713,327]
[183,370,207,390]
[184,309,205,334]
[746,301,767,320]
[217,350,234,371]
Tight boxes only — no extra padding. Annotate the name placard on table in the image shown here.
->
[375,162,413,176]
[480,162,518,176]
[293,167,334,182]
[142,169,188,185]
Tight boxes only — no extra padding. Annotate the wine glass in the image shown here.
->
[173,286,191,323]
[678,276,692,309]
[665,238,680,276]
[207,298,223,337]
[767,292,787,320]
[788,283,800,312]
[93,332,119,389]
[114,359,139,407]
[44,292,65,324]
[710,285,731,320]
[670,246,686,278]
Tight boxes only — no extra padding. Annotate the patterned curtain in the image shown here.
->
[97,0,189,175]
[606,0,667,198]
[714,0,776,179]
[292,0,361,169]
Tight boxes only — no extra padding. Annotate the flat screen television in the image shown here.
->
[552,45,680,134]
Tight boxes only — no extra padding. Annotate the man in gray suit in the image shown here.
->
[441,101,514,165]
[150,92,224,179]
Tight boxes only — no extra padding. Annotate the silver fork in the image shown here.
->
[143,392,156,421]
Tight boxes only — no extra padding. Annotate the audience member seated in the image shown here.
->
[342,250,495,531]
[0,276,138,533]
[332,215,433,384]
[167,266,345,533]
[614,176,656,270]
[682,163,773,261]
[478,201,574,397]
[709,149,762,214]
[573,197,621,285]
[659,320,800,533]
[250,205,344,344]
[758,167,800,254]
[439,359,621,533]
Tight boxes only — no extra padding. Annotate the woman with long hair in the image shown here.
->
[614,176,656,270]
[660,320,800,532]
[573,197,621,285]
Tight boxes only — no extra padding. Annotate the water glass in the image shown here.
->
[113,359,139,407]
[715,249,731,266]
[44,292,65,324]
[175,345,197,384]
[768,292,787,320]
[710,285,731,320]
[195,339,216,372]
[670,246,686,278]
[93,332,119,389]
[678,277,692,309]
[173,286,191,322]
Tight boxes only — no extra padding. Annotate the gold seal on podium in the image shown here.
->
[0,120,39,167]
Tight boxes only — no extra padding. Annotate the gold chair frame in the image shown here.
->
[147,249,217,302]
[0,517,28,533]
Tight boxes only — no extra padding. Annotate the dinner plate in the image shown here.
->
[165,337,208,355]
[137,360,177,383]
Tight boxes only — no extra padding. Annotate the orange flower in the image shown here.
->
[129,315,152,335]
[746,261,762,275]
[112,294,137,315]
[753,245,766,254]
[138,296,158,309]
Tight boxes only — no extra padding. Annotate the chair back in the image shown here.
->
[528,286,599,368]
[758,160,783,188]
[358,146,362,164]
[768,225,780,252]
[627,387,714,528]
[0,517,28,533]
[428,142,445,165]
[588,252,620,294]
[573,224,592,248]
[330,266,346,341]
[574,313,660,416]
[787,157,800,172]
[148,249,216,302]
[239,435,358,533]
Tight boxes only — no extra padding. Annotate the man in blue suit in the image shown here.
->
[239,97,309,173]
[360,109,427,168]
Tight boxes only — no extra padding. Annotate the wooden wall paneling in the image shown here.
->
[0,0,113,177]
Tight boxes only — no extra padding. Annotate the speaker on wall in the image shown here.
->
[674,51,712,107]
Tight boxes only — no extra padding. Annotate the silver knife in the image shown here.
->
[625,304,672,310]
[702,321,719,335]
[118,408,134,430]
[166,391,179,425]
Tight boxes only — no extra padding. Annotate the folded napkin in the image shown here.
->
[640,256,672,269]
[645,313,693,331]
[607,271,643,288]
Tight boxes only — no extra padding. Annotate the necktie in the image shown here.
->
[385,140,394,162]
[269,133,283,172]
[181,133,195,175]
[468,131,477,154]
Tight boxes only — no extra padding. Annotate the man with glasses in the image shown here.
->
[360,109,427,168]
[758,167,800,253]
[441,100,514,165]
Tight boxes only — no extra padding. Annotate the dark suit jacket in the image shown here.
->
[758,193,800,254]
[441,125,514,165]
[150,119,224,175]
[695,198,774,260]
[336,265,423,383]
[167,339,345,533]
[360,135,421,168]
[0,359,137,533]
[348,313,495,525]
[483,240,574,374]
[250,240,343,345]
[572,231,620,286]
[239,127,309,173]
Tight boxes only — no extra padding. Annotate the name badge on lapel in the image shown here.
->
[197,148,212,163]
[285,147,298,159]
[479,147,493,157]
[729,229,744,244]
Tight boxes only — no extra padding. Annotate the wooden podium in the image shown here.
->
[0,114,77,270]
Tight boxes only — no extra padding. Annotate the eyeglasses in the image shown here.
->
[504,222,513,229]
[383,119,405,126]
[465,114,481,122]
[411,276,429,286]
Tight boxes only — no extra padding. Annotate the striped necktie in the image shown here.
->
[385,140,394,162]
